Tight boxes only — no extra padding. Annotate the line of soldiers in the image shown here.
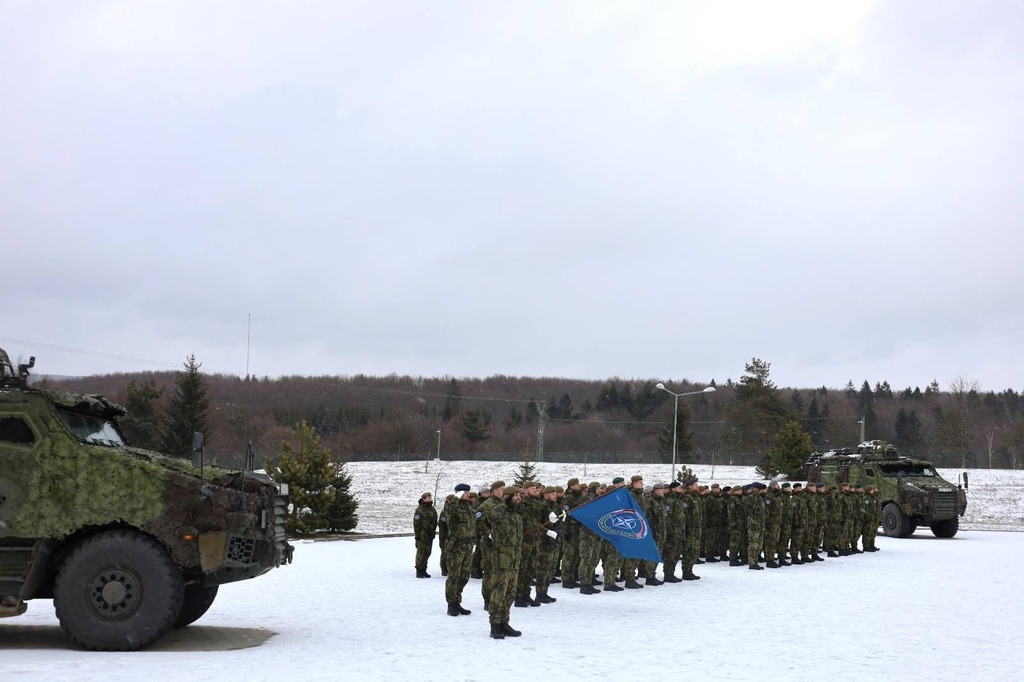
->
[412,475,883,640]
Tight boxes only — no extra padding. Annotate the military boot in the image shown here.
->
[470,571,483,579]
[624,579,644,589]
[490,623,505,640]
[748,563,764,570]
[729,557,742,567]
[447,604,461,617]
[456,604,471,615]
[682,566,700,581]
[580,584,601,595]
[645,576,663,586]
[603,583,624,592]
[416,568,430,578]
[561,579,580,589]
[706,555,721,563]
[483,599,489,611]
[502,622,522,637]
[513,596,530,608]
[779,558,791,566]
[813,553,825,562]
[536,593,557,604]
[827,550,839,557]
[663,573,683,583]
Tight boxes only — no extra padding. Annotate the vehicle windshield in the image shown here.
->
[877,462,936,477]
[57,408,126,447]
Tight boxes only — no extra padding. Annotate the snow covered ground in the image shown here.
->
[2,462,1022,682]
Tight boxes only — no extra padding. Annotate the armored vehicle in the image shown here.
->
[805,440,968,539]
[0,348,293,650]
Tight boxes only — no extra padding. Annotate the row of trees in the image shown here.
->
[45,357,1024,471]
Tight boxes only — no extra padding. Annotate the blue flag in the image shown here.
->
[569,487,662,563]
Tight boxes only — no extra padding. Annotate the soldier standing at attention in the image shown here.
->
[445,484,477,617]
[789,483,806,564]
[601,478,627,592]
[413,492,437,578]
[681,477,702,580]
[560,478,584,589]
[515,481,545,607]
[477,480,506,611]
[621,475,647,588]
[534,486,562,604]
[486,485,524,639]
[662,481,687,582]
[438,493,455,576]
[863,486,882,551]
[764,481,783,568]
[704,484,723,562]
[744,483,766,570]
[646,483,669,585]
[470,487,490,579]
[727,485,745,566]
[578,482,604,595]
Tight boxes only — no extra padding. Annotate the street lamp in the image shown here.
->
[655,383,716,481]
[436,430,442,461]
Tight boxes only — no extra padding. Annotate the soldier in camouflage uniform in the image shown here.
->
[789,483,807,564]
[824,485,842,557]
[777,483,793,566]
[438,493,455,576]
[763,482,783,568]
[813,482,828,560]
[477,480,506,610]
[704,484,723,562]
[744,483,766,570]
[413,492,437,578]
[717,485,732,560]
[863,486,882,551]
[560,478,584,588]
[662,480,687,582]
[645,483,669,585]
[485,485,524,639]
[578,482,604,595]
[681,477,702,580]
[727,484,746,566]
[470,487,490,579]
[852,485,867,552]
[515,481,545,607]
[534,486,562,604]
[445,484,477,616]
[839,483,856,555]
[601,477,627,592]
[621,475,649,588]
[806,483,824,562]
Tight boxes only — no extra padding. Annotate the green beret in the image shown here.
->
[567,478,580,487]
[612,476,625,485]
[504,485,522,496]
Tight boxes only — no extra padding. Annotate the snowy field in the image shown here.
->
[2,462,1023,682]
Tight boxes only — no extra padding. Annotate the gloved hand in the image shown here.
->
[546,529,558,539]
[548,512,559,524]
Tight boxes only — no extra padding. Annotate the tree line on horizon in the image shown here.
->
[39,357,1024,472]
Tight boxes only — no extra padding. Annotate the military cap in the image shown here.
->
[686,477,699,486]
[721,485,732,493]
[631,475,644,483]
[504,485,522,496]
[420,492,432,499]
[543,486,558,494]
[588,481,601,490]
[815,481,825,488]
[554,486,565,493]
[612,476,625,485]
[454,483,471,492]
[793,483,803,489]
[710,483,721,490]
[643,485,653,494]
[567,478,580,487]
[653,483,668,490]
[741,483,751,491]
[668,480,682,489]
[523,480,538,489]
[780,482,791,489]
[490,480,506,490]
[478,487,490,496]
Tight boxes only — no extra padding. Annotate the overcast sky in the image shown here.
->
[3,1,1022,392]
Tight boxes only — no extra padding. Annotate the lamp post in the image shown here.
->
[436,430,442,461]
[655,383,716,481]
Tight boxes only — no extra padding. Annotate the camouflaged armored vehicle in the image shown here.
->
[0,349,293,650]
[806,440,967,539]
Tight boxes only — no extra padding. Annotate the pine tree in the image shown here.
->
[272,421,358,535]
[658,398,694,465]
[513,458,537,486]
[461,407,490,450]
[120,377,163,450]
[723,358,791,457]
[159,354,210,458]
[758,420,813,479]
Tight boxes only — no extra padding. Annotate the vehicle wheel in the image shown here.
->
[881,503,911,538]
[930,517,959,538]
[53,530,184,651]
[174,585,219,628]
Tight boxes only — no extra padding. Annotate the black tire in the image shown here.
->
[881,503,912,538]
[53,530,184,651]
[174,585,219,628]
[931,517,959,538]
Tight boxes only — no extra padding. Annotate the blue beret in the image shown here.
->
[454,483,471,492]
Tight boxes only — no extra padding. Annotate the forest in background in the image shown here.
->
[36,357,1024,471]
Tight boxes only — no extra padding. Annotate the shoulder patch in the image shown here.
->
[414,514,421,520]
[475,511,482,518]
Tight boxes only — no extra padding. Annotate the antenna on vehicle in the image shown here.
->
[191,432,205,479]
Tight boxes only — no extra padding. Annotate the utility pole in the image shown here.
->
[535,401,546,463]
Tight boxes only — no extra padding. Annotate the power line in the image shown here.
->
[0,336,180,368]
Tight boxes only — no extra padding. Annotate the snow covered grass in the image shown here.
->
[2,461,1022,681]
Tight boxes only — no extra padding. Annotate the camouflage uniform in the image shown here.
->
[662,484,687,581]
[744,486,766,569]
[476,491,502,606]
[840,488,857,553]
[645,486,669,583]
[763,487,783,566]
[681,484,702,579]
[824,487,842,556]
[727,488,746,565]
[704,487,723,561]
[560,481,583,587]
[485,490,524,629]
[444,494,477,610]
[515,486,546,604]
[413,496,437,577]
[534,490,562,602]
[777,486,793,563]
[438,494,455,575]
[790,488,807,563]
[863,489,882,551]
[621,479,647,587]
